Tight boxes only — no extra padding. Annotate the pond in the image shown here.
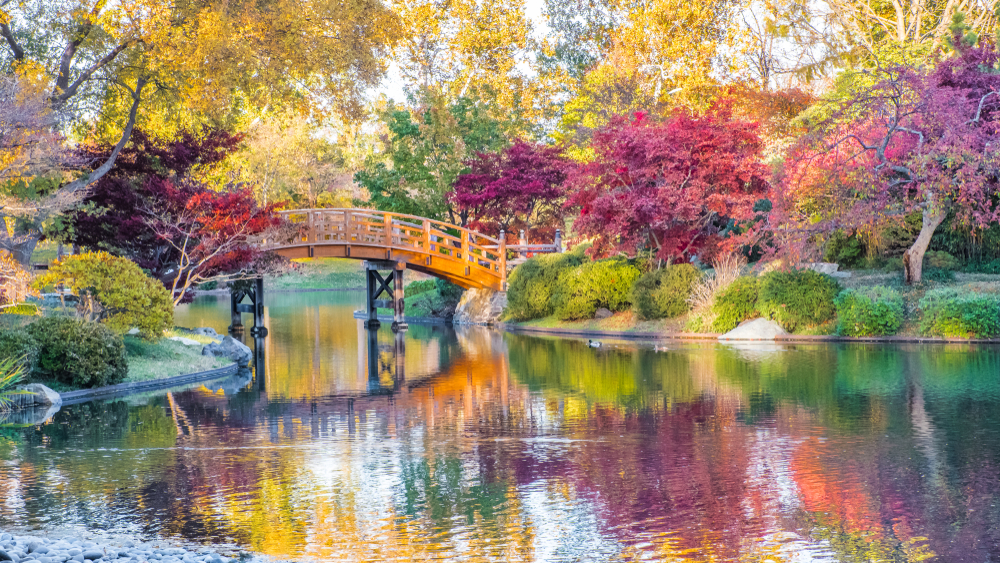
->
[2,291,1000,561]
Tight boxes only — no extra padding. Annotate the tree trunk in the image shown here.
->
[903,206,946,285]
[0,230,41,269]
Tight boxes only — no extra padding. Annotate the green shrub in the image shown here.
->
[0,329,37,373]
[711,276,760,332]
[27,317,128,388]
[405,279,437,298]
[924,250,960,271]
[756,270,842,332]
[34,252,173,339]
[404,279,464,317]
[919,288,1000,338]
[435,278,464,301]
[964,258,1000,274]
[824,230,866,268]
[504,247,588,321]
[553,258,642,320]
[631,263,702,320]
[834,286,904,336]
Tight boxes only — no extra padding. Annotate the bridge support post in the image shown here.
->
[364,260,407,331]
[392,262,407,332]
[229,277,268,337]
[229,290,244,335]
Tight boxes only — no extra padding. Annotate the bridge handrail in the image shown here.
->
[271,208,507,280]
[276,208,503,246]
[265,208,561,290]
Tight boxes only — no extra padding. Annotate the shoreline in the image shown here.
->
[500,322,1000,345]
[60,362,240,405]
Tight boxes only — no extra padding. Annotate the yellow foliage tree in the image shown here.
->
[34,251,173,339]
[0,0,403,266]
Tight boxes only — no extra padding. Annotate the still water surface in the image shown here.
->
[3,292,1000,561]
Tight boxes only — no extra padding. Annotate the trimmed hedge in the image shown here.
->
[504,247,588,321]
[757,270,841,332]
[553,258,642,320]
[27,317,128,388]
[711,276,760,332]
[919,288,1000,338]
[835,286,904,336]
[631,263,702,320]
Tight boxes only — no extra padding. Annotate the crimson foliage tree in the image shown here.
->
[68,129,285,304]
[451,140,570,238]
[568,108,769,263]
[777,30,1000,283]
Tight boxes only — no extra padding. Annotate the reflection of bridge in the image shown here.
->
[235,208,560,332]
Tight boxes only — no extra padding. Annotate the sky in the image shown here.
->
[375,0,551,103]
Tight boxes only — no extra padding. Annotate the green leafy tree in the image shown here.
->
[355,94,508,223]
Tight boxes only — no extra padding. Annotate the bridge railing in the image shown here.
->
[270,208,507,280]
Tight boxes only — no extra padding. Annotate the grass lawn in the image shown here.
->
[123,334,229,383]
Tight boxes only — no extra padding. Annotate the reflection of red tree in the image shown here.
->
[790,437,884,539]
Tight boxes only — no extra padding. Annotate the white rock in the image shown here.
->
[718,318,787,341]
[168,336,201,346]
[802,262,839,275]
[13,383,63,407]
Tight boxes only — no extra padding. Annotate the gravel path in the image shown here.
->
[0,533,275,563]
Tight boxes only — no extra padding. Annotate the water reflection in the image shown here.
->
[2,292,1000,561]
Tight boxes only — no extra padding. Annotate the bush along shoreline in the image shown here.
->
[0,252,251,408]
[501,249,1000,341]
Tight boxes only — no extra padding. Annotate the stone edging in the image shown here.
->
[60,363,240,405]
[502,323,1000,345]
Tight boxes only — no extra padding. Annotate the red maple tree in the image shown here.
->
[775,31,1000,283]
[69,129,287,304]
[567,107,769,263]
[451,140,570,238]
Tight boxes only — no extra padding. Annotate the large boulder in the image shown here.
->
[454,288,507,326]
[202,336,252,367]
[12,383,62,408]
[718,318,787,341]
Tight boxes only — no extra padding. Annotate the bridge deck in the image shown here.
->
[264,209,559,291]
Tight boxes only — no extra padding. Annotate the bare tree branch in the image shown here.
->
[60,76,148,195]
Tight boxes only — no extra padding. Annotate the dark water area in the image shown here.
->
[2,292,1000,561]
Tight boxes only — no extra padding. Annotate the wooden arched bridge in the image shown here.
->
[236,208,560,333]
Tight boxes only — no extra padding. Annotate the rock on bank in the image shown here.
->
[453,289,506,326]
[0,532,272,563]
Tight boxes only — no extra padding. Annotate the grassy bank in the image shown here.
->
[505,270,1000,339]
[123,332,229,383]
